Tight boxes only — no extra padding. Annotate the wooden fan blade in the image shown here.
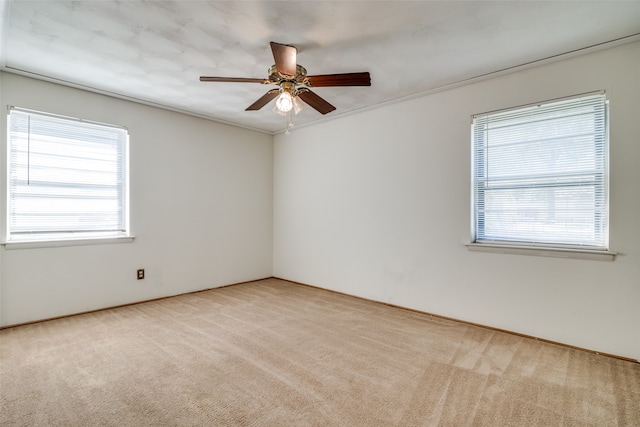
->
[200,76,268,83]
[306,72,371,87]
[297,89,336,115]
[270,42,297,76]
[246,89,280,111]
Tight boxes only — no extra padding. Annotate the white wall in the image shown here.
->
[273,42,640,360]
[0,72,273,326]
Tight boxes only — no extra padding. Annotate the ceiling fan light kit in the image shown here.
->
[200,42,371,132]
[275,91,293,112]
[275,82,295,113]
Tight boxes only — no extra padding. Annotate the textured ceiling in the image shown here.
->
[2,1,640,134]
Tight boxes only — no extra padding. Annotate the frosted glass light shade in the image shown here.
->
[275,91,293,112]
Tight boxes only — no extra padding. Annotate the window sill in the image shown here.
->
[465,242,617,261]
[2,236,135,250]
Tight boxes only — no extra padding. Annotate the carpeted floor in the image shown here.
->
[1,278,639,426]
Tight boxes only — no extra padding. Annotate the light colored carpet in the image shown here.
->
[1,278,638,426]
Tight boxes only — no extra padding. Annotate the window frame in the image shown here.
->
[468,92,615,261]
[4,107,132,248]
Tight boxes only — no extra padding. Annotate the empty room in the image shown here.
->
[1,1,639,425]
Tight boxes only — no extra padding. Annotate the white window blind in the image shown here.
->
[7,107,129,242]
[471,93,608,249]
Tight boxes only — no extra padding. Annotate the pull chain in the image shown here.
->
[285,110,294,135]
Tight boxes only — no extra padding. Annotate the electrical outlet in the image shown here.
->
[137,269,145,280]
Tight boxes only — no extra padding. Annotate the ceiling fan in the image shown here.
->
[200,42,371,117]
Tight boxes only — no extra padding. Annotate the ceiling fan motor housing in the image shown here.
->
[268,64,308,85]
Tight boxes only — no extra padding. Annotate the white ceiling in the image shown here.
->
[2,1,640,134]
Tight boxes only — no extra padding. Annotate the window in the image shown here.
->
[6,107,129,243]
[471,93,608,250]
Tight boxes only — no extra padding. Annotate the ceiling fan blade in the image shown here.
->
[270,42,297,77]
[297,89,336,115]
[246,89,280,111]
[200,76,268,83]
[305,72,371,87]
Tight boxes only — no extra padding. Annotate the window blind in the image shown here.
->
[7,107,129,241]
[471,93,608,249]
